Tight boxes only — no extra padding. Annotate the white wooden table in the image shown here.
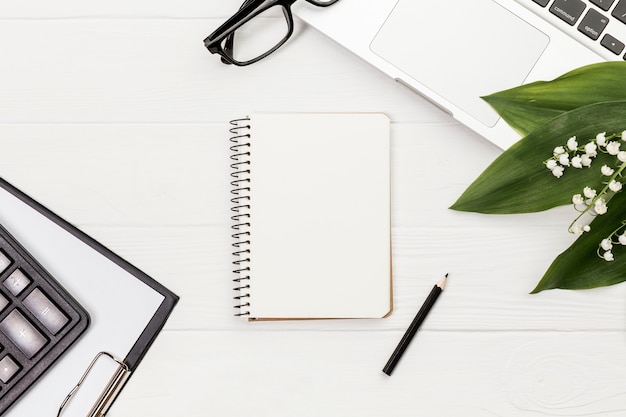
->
[1,2,625,416]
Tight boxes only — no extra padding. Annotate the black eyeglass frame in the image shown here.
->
[204,0,339,66]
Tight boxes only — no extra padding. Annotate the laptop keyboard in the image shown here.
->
[0,224,89,414]
[531,0,626,58]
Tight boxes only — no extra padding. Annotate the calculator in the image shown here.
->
[0,224,89,414]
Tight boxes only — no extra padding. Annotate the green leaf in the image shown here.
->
[532,190,626,292]
[450,101,626,214]
[482,62,626,136]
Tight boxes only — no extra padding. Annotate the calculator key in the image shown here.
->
[0,356,19,384]
[0,310,47,359]
[3,269,31,296]
[0,252,11,275]
[24,289,68,335]
[0,356,20,383]
[0,293,8,313]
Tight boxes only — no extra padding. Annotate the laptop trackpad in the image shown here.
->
[370,0,549,127]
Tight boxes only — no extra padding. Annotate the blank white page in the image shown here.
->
[244,113,391,319]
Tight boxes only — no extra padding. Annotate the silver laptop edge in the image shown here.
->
[294,0,614,150]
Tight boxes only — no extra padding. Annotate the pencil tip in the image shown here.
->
[438,274,448,290]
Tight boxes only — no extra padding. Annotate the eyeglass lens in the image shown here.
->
[223,5,290,65]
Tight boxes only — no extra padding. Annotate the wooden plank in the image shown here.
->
[0,122,567,229]
[0,19,442,124]
[0,1,253,18]
[0,124,227,226]
[110,329,626,417]
[60,224,624,332]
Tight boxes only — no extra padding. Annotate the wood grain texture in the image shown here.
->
[113,330,626,417]
[0,1,252,18]
[0,19,439,124]
[0,2,624,416]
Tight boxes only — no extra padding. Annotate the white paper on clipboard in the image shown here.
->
[0,183,165,417]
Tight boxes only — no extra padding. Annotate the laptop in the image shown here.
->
[292,0,625,149]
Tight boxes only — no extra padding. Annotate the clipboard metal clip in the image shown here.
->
[57,351,131,417]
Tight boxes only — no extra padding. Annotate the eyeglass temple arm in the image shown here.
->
[220,0,260,63]
[204,0,265,49]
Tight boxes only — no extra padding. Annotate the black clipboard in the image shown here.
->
[0,178,178,416]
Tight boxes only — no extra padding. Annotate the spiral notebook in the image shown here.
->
[230,113,392,320]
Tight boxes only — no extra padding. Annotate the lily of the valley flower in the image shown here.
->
[567,136,578,150]
[547,131,626,261]
[595,198,608,215]
[600,238,615,261]
[601,165,615,176]
[609,180,623,192]
[583,187,597,199]
[585,141,598,156]
[572,194,584,205]
[607,141,621,155]
[571,223,591,235]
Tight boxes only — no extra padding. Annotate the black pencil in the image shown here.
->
[382,274,448,376]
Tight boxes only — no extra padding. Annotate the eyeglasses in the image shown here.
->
[204,0,340,67]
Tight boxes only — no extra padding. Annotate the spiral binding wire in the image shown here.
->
[230,118,252,316]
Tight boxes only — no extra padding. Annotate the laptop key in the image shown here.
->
[550,0,587,25]
[578,8,609,40]
[533,0,550,6]
[591,0,617,11]
[612,0,626,24]
[601,33,625,53]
